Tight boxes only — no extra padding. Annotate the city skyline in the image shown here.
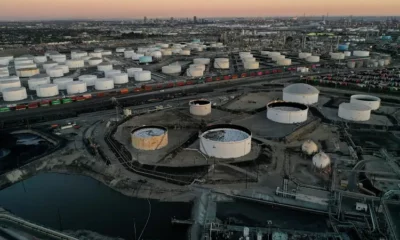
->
[1,0,400,21]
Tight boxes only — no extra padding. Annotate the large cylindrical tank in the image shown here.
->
[0,56,13,65]
[150,51,162,60]
[338,103,371,121]
[33,56,47,64]
[180,50,191,56]
[43,61,58,70]
[189,99,211,116]
[88,57,103,66]
[162,65,181,74]
[112,73,129,84]
[193,58,210,65]
[127,68,143,77]
[139,56,153,63]
[301,140,318,156]
[189,64,206,71]
[46,67,64,78]
[298,52,312,59]
[116,47,125,53]
[101,50,112,56]
[0,80,21,92]
[14,59,34,66]
[0,71,8,77]
[94,48,103,53]
[66,81,87,94]
[243,61,259,69]
[187,67,204,77]
[89,52,102,58]
[353,50,370,57]
[36,84,59,97]
[350,95,380,110]
[268,52,281,57]
[0,76,19,81]
[344,51,351,57]
[283,83,319,105]
[28,75,51,90]
[78,75,97,86]
[16,68,40,78]
[161,49,172,56]
[57,65,69,74]
[105,69,122,78]
[98,62,113,72]
[172,48,181,55]
[131,126,168,151]
[242,56,256,62]
[261,51,270,56]
[330,52,345,60]
[134,70,151,81]
[124,50,135,59]
[306,56,320,63]
[267,101,308,124]
[277,59,292,66]
[2,87,27,101]
[214,58,229,69]
[95,78,114,90]
[51,54,67,63]
[66,59,84,69]
[71,51,87,59]
[15,63,37,70]
[271,55,285,62]
[347,61,356,68]
[199,124,252,159]
[53,77,73,90]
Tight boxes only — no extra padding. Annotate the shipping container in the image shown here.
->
[16,105,26,111]
[186,80,194,85]
[51,99,61,105]
[272,69,278,73]
[250,72,257,77]
[0,107,10,112]
[156,84,163,89]
[241,73,247,78]
[232,74,238,79]
[166,82,174,88]
[223,75,231,80]
[76,97,86,101]
[214,76,221,81]
[40,100,50,107]
[133,88,142,92]
[257,71,263,76]
[96,92,105,97]
[120,88,129,94]
[83,94,92,99]
[176,81,185,86]
[264,70,270,75]
[62,98,72,104]
[205,77,213,82]
[28,102,39,109]
[144,85,152,91]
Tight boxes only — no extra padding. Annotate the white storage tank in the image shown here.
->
[66,59,84,69]
[28,74,51,90]
[338,103,371,121]
[244,61,259,69]
[330,52,345,60]
[134,70,151,81]
[187,68,204,77]
[189,99,211,116]
[124,50,135,59]
[79,75,97,86]
[267,101,309,124]
[298,52,312,59]
[0,56,13,65]
[242,57,256,62]
[347,61,356,68]
[0,80,21,92]
[14,59,34,66]
[66,81,87,94]
[127,68,143,77]
[302,140,318,156]
[33,56,47,64]
[162,65,181,74]
[116,47,125,53]
[268,52,281,57]
[0,71,9,78]
[2,87,27,101]
[46,67,64,78]
[214,58,229,69]
[15,63,37,70]
[43,61,58,70]
[283,83,320,105]
[88,57,103,66]
[199,124,252,159]
[193,58,210,65]
[0,76,19,81]
[261,51,270,56]
[132,53,144,60]
[350,95,381,110]
[71,51,88,59]
[53,77,73,90]
[89,52,102,58]
[306,56,320,63]
[312,152,331,169]
[180,49,191,56]
[271,55,285,62]
[105,69,122,78]
[150,51,162,60]
[353,51,370,57]
[16,68,40,78]
[344,51,351,57]
[95,78,114,90]
[94,48,103,53]
[161,49,172,56]
[57,65,69,74]
[277,59,292,66]
[112,73,129,84]
[51,54,67,63]
[189,64,206,71]
[36,84,59,97]
[97,62,113,72]
[101,50,112,56]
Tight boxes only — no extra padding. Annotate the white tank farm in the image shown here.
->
[46,67,64,78]
[89,52,102,58]
[302,140,318,156]
[298,52,312,59]
[124,50,135,59]
[214,58,229,69]
[66,59,84,69]
[193,58,210,65]
[267,101,308,124]
[95,78,114,90]
[51,54,67,63]
[36,84,59,97]
[312,152,331,169]
[2,87,27,101]
[330,52,345,60]
[53,77,73,90]
[162,65,181,74]
[127,68,143,77]
[338,103,371,121]
[14,59,34,66]
[16,68,40,77]
[199,124,252,159]
[344,51,351,57]
[112,73,129,84]
[28,75,51,90]
[134,71,151,81]
[97,62,113,72]
[243,61,259,70]
[66,81,87,94]
[43,61,58,70]
[277,59,292,66]
[132,53,144,60]
[101,50,112,56]
[189,99,211,116]
[187,68,204,77]
[190,64,206,71]
[57,65,69,74]
[105,69,122,78]
[88,57,103,66]
[79,75,97,86]
[116,47,125,53]
[161,49,172,56]
[306,56,320,63]
[353,51,370,57]
[271,55,285,62]
[180,49,191,56]
[33,56,47,64]
[0,80,21,92]
[131,126,168,151]
[283,83,320,105]
[350,95,381,110]
[15,63,37,70]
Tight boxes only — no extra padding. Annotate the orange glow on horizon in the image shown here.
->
[1,0,399,20]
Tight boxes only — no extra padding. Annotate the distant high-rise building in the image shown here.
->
[170,17,174,22]
[144,16,147,23]
[194,16,197,23]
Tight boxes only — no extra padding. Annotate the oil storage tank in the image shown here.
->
[193,58,210,65]
[131,126,168,151]
[43,61,58,70]
[214,58,229,69]
[112,73,129,84]
[267,101,308,124]
[199,124,252,159]
[189,99,212,116]
[16,68,40,77]
[2,87,27,101]
[298,52,312,59]
[33,56,47,64]
[36,84,59,97]
[79,75,97,86]
[57,65,69,74]
[53,77,73,90]
[350,95,381,110]
[283,83,319,105]
[353,51,370,57]
[162,65,181,74]
[139,56,153,64]
[127,68,143,77]
[134,71,151,81]
[88,57,103,66]
[98,62,113,72]
[66,81,87,94]
[46,67,64,78]
[95,78,114,90]
[105,70,122,78]
[66,59,84,69]
[306,56,320,63]
[0,80,21,92]
[312,152,331,169]
[338,103,371,121]
[28,75,51,90]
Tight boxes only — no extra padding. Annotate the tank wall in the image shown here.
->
[200,136,251,159]
[190,103,211,116]
[350,96,380,110]
[338,107,371,121]
[131,132,168,150]
[283,93,318,105]
[267,108,308,124]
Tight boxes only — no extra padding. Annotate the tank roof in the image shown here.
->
[132,127,166,138]
[202,128,250,142]
[340,102,371,111]
[283,83,319,95]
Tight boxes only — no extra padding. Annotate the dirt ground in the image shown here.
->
[224,92,282,112]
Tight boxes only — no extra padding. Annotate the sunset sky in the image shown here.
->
[1,0,399,20]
